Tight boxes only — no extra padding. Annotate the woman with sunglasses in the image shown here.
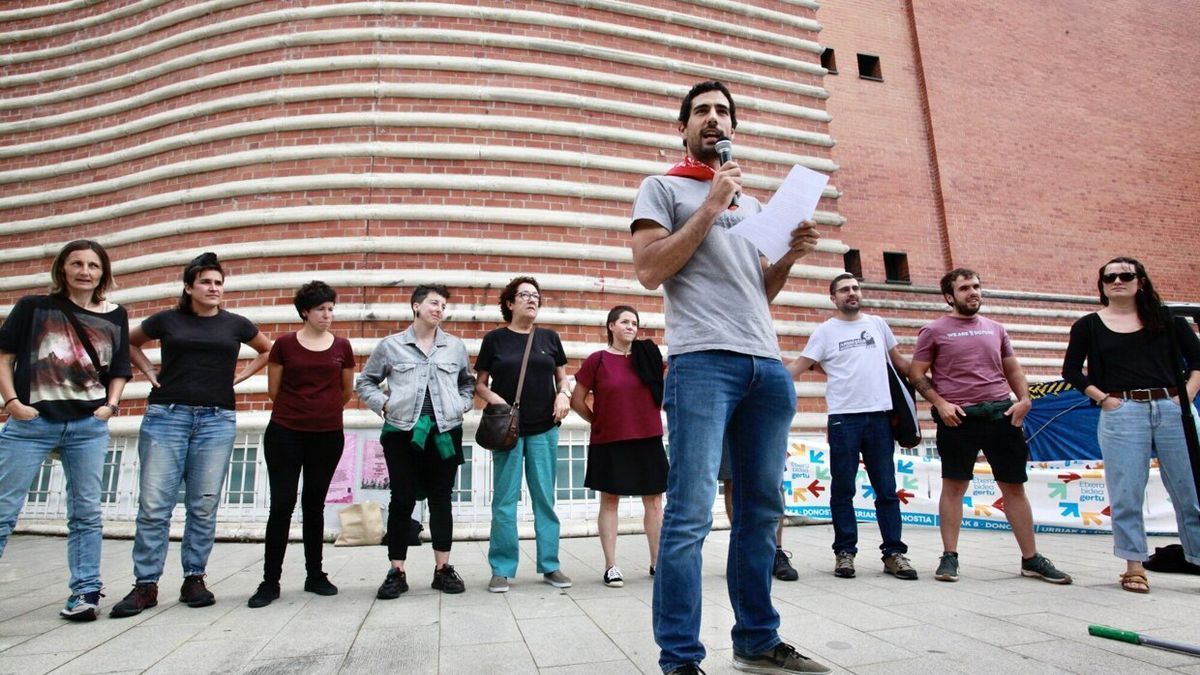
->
[475,276,572,593]
[0,240,131,622]
[1062,256,1200,593]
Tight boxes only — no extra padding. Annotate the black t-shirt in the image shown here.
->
[141,308,259,409]
[475,327,567,436]
[1063,313,1200,393]
[0,295,132,420]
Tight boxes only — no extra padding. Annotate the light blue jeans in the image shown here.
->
[654,351,796,672]
[488,426,561,577]
[1098,397,1200,565]
[132,404,236,583]
[0,415,109,595]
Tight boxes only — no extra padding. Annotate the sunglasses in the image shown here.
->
[1101,272,1138,284]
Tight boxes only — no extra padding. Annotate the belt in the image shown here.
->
[1111,387,1177,402]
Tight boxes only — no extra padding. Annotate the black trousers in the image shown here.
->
[262,422,344,582]
[382,425,462,561]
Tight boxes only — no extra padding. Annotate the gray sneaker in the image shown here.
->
[543,570,573,588]
[883,553,918,580]
[934,551,959,582]
[487,575,509,593]
[834,551,855,578]
[1021,553,1072,584]
[733,641,832,674]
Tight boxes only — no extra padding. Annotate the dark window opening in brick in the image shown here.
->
[857,53,883,81]
[884,251,910,284]
[843,249,862,279]
[821,48,838,74]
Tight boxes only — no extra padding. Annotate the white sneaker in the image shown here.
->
[543,570,573,588]
[603,566,624,588]
[487,575,509,593]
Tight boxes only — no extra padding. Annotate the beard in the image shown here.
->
[953,299,981,316]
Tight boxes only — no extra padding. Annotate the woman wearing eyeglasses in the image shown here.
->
[1062,256,1200,594]
[475,276,572,593]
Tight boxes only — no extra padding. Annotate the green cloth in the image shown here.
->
[410,415,457,461]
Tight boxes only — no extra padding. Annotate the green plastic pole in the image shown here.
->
[1089,625,1200,656]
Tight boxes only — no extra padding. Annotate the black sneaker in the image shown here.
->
[432,564,465,594]
[247,581,280,608]
[934,551,959,582]
[110,582,158,618]
[304,572,338,596]
[180,575,215,607]
[1021,553,1072,584]
[732,642,832,674]
[603,566,625,588]
[60,590,102,621]
[377,568,408,599]
[666,665,706,675]
[649,565,656,577]
[773,548,799,581]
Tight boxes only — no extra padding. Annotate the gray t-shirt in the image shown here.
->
[631,175,781,359]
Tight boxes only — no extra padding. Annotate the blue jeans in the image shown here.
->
[488,426,561,577]
[0,415,109,594]
[654,351,796,672]
[828,411,906,557]
[1098,398,1200,565]
[132,404,236,583]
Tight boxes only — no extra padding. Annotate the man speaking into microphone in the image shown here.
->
[630,81,827,674]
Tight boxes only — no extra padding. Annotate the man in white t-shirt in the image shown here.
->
[789,273,916,580]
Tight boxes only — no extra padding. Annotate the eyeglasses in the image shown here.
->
[515,291,540,302]
[1101,272,1138,284]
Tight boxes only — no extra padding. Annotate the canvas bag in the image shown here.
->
[334,501,385,546]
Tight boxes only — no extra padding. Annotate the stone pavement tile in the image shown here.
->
[341,625,438,674]
[241,653,343,675]
[849,654,974,674]
[1008,612,1200,670]
[540,660,642,675]
[439,593,523,646]
[253,619,361,662]
[142,636,269,674]
[438,641,539,675]
[504,585,585,620]
[359,590,441,632]
[773,603,917,669]
[49,623,202,674]
[868,624,1072,675]
[3,612,143,656]
[695,601,736,648]
[774,590,922,632]
[576,594,653,635]
[191,596,307,641]
[518,614,626,668]
[1008,638,1184,674]
[884,602,1054,647]
[604,627,660,674]
[0,649,84,675]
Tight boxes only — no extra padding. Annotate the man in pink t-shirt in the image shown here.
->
[911,268,1072,586]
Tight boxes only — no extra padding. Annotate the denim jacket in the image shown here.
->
[355,326,476,432]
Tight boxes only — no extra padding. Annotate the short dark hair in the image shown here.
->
[604,305,639,345]
[678,80,737,132]
[1097,256,1165,334]
[411,284,451,314]
[939,267,980,297]
[50,239,114,304]
[293,280,337,320]
[178,252,224,314]
[828,272,857,295]
[499,276,540,323]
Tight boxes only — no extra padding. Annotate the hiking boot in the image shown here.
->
[603,566,625,588]
[247,581,280,608]
[1021,553,1072,584]
[304,572,338,596]
[60,590,102,621]
[773,548,799,581]
[834,551,856,578]
[487,574,509,593]
[732,641,832,674]
[180,575,215,607]
[110,582,158,618]
[432,564,465,594]
[376,568,408,599]
[934,552,959,582]
[544,569,572,588]
[883,553,918,580]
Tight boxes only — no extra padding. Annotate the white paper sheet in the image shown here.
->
[729,164,829,264]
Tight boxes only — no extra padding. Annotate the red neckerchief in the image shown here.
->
[664,155,737,211]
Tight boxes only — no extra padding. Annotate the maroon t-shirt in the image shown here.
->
[574,349,663,445]
[913,315,1015,406]
[269,332,355,432]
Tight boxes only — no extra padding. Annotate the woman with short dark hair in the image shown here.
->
[1062,256,1200,593]
[0,240,131,621]
[248,281,355,608]
[476,276,572,592]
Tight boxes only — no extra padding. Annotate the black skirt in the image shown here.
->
[584,436,668,496]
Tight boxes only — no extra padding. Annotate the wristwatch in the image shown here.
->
[103,403,120,415]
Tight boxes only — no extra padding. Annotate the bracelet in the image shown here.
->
[3,396,17,409]
[103,403,120,415]
[1097,394,1111,405]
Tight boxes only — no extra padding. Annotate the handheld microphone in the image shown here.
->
[714,136,739,209]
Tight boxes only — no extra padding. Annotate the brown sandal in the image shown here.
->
[1119,570,1149,593]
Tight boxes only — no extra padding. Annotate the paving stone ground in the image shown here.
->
[2,524,1199,674]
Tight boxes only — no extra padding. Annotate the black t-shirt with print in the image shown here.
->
[475,327,567,436]
[141,308,259,410]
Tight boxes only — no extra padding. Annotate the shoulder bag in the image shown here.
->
[474,328,537,452]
